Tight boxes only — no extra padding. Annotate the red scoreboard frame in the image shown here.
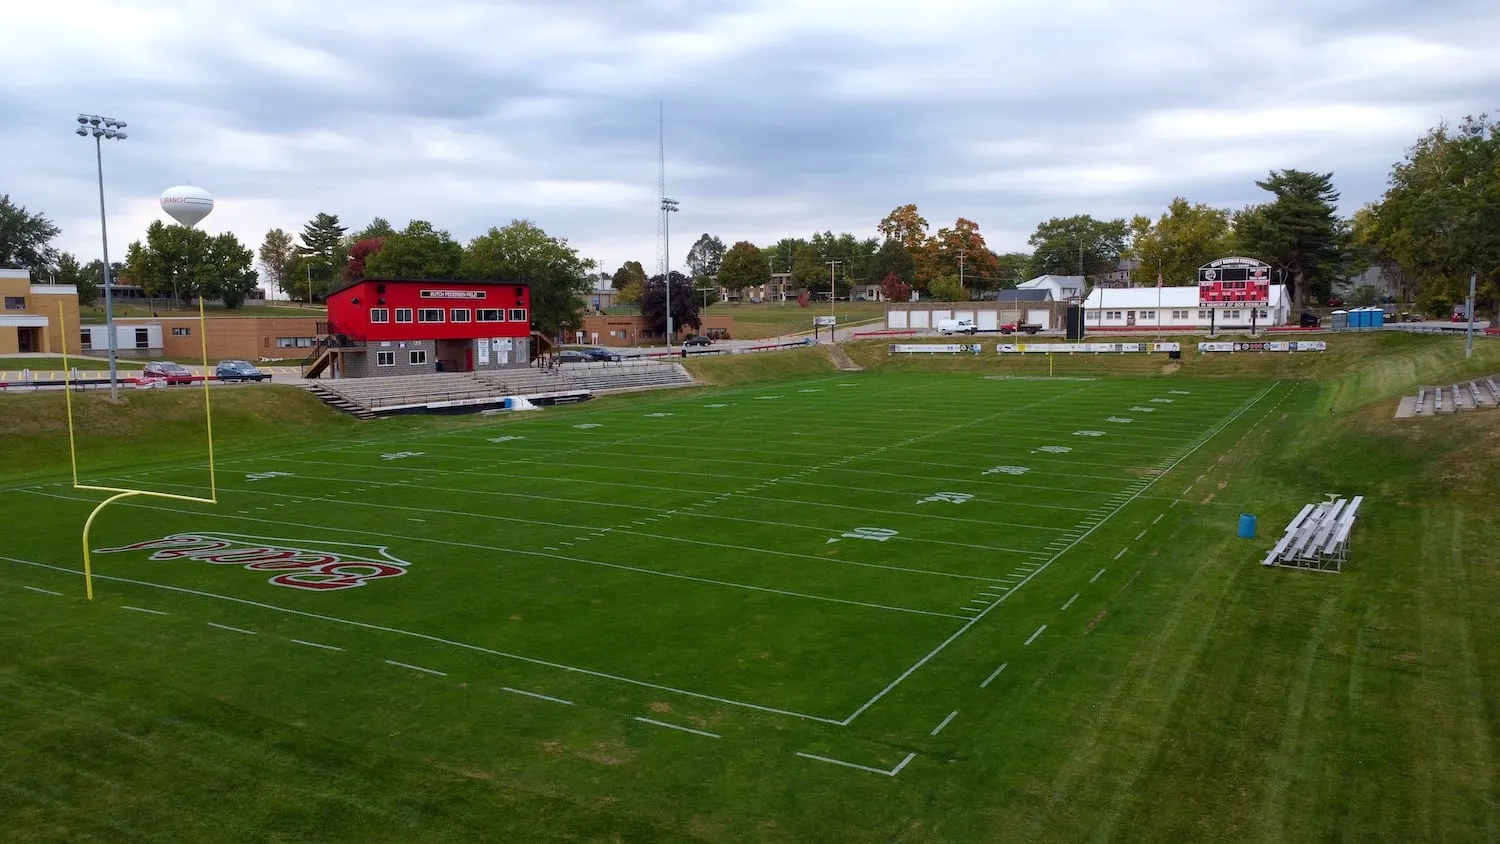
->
[1198,258,1271,307]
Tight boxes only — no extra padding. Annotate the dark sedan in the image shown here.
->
[215,360,272,382]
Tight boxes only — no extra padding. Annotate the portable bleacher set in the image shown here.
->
[1262,495,1362,573]
[1397,375,1500,418]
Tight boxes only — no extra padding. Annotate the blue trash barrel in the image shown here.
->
[1237,513,1257,539]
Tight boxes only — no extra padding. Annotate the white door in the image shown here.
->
[932,310,953,324]
[888,310,909,329]
[1026,309,1050,330]
[954,310,975,324]
[977,310,999,331]
[910,311,930,329]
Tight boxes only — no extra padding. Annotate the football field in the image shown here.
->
[3,373,1285,768]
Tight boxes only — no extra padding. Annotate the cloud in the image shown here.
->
[1,0,1496,286]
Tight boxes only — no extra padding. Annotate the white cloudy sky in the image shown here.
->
[4,0,1498,283]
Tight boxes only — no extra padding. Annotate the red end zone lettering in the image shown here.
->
[93,532,411,593]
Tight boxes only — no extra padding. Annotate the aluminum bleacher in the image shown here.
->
[1262,495,1362,572]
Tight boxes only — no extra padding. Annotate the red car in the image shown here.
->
[1452,309,1469,323]
[141,361,195,384]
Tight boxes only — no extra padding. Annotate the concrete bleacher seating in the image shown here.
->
[304,362,697,417]
[1402,375,1500,418]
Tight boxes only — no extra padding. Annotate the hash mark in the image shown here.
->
[122,605,167,616]
[386,659,446,676]
[207,622,257,635]
[504,687,574,705]
[930,710,959,736]
[981,662,1008,688]
[1025,624,1047,646]
[23,585,62,596]
[291,639,343,652]
[635,716,720,738]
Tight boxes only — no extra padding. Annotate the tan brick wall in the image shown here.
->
[116,316,323,361]
[1,275,81,354]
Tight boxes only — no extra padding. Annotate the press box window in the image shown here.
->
[370,308,389,323]
[395,308,413,323]
[418,308,444,323]
[172,327,192,336]
[134,329,150,349]
[450,308,471,323]
[4,297,25,310]
[376,351,395,367]
[508,308,527,322]
[409,349,428,365]
[477,309,504,322]
[80,331,93,349]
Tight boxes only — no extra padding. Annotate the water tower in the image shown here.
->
[160,185,214,228]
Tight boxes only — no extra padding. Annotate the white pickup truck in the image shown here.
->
[937,318,978,335]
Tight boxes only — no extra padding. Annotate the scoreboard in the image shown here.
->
[1198,257,1271,307]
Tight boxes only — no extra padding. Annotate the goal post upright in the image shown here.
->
[59,297,220,600]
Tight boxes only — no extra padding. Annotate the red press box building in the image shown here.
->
[321,278,534,378]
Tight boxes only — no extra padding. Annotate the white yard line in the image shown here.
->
[1090,568,1107,583]
[121,605,167,616]
[980,662,1008,688]
[1025,625,1047,646]
[385,659,446,676]
[795,751,917,777]
[930,710,959,736]
[22,585,62,596]
[291,638,343,652]
[503,687,574,706]
[634,717,721,739]
[1061,593,1079,611]
[207,622,257,635]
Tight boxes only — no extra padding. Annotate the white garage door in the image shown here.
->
[1026,309,1051,330]
[888,310,908,329]
[910,311,930,329]
[932,310,953,324]
[977,310,999,331]
[954,310,975,324]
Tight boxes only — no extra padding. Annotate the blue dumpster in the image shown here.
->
[1237,513,1257,539]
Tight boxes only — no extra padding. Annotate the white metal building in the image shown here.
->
[1082,285,1290,328]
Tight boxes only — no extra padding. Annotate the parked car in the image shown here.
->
[215,360,271,382]
[1452,308,1470,322]
[556,350,588,363]
[998,321,1042,335]
[682,335,713,347]
[141,361,194,385]
[577,347,621,362]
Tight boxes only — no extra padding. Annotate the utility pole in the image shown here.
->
[1466,269,1477,359]
[957,248,967,290]
[826,260,841,319]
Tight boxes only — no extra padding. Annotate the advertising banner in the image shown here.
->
[1198,341,1327,352]
[997,342,1180,354]
[889,343,983,354]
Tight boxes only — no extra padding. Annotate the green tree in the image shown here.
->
[123,221,256,307]
[611,260,647,290]
[716,241,765,300]
[1026,215,1129,281]
[1357,115,1500,317]
[872,238,916,287]
[641,271,700,337]
[257,229,299,298]
[296,212,347,301]
[685,234,726,281]
[351,217,396,242]
[461,220,595,336]
[205,233,260,308]
[1233,170,1349,310]
[931,218,1000,291]
[991,252,1030,289]
[362,220,462,279]
[0,194,61,271]
[81,260,118,307]
[790,243,827,295]
[1127,198,1234,286]
[615,280,643,306]
[928,274,967,302]
[53,253,97,306]
[764,238,807,277]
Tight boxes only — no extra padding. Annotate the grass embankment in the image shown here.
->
[1,356,143,371]
[843,332,1500,409]
[79,302,325,324]
[682,345,837,385]
[0,387,360,481]
[712,301,886,339]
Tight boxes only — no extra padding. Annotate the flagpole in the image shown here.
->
[1156,260,1163,341]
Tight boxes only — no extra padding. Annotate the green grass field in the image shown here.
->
[78,301,326,324]
[3,334,1499,841]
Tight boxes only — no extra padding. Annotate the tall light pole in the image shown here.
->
[660,197,678,350]
[75,113,128,400]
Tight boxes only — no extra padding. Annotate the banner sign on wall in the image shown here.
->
[1198,341,1326,352]
[997,342,1181,354]
[889,343,983,354]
